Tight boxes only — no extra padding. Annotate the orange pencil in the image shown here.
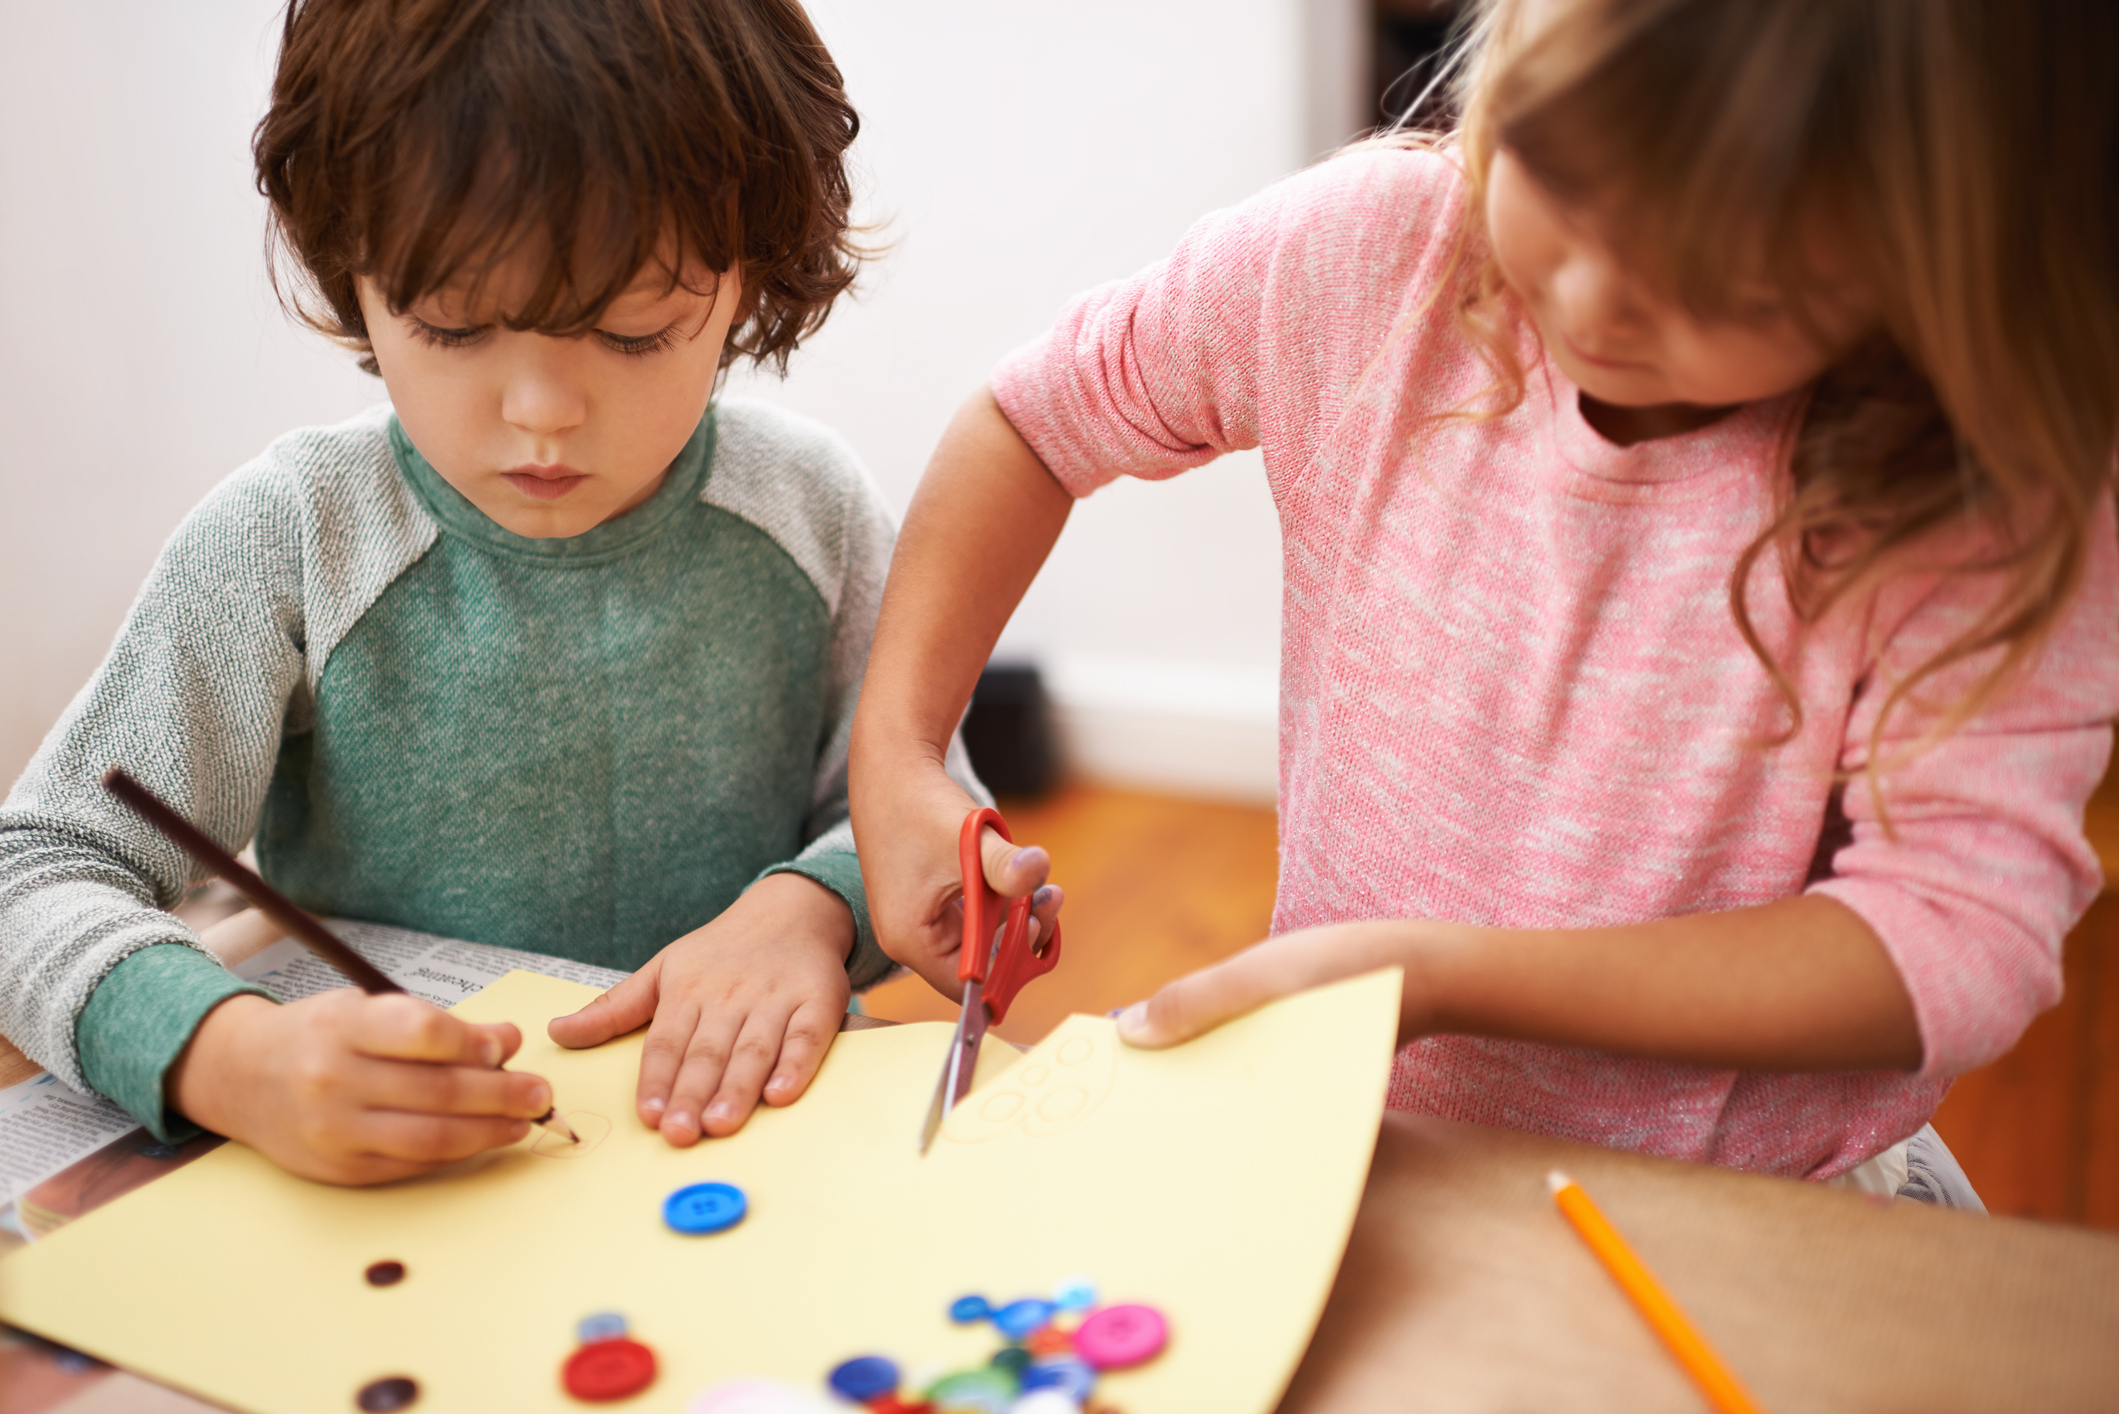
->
[1547,1170,1766,1414]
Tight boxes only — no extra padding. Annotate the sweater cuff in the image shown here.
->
[754,851,889,991]
[75,944,273,1142]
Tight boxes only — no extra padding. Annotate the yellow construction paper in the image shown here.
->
[0,967,1400,1413]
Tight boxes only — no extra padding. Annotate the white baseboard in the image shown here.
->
[1041,655,1279,806]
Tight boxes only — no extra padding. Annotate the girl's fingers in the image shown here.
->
[351,1055,553,1120]
[691,1006,793,1139]
[1116,950,1294,1050]
[351,993,519,1066]
[1028,884,1064,951]
[351,1110,533,1166]
[548,959,662,1049]
[760,1001,839,1108]
[633,997,703,1132]
[978,828,1051,899]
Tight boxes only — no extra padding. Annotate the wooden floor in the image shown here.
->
[865,781,2119,1232]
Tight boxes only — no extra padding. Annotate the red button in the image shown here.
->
[562,1338,657,1402]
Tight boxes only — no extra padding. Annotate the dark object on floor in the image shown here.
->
[964,664,1060,800]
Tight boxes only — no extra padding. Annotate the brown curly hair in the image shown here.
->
[254,0,863,376]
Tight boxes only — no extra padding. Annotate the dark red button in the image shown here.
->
[561,1338,657,1402]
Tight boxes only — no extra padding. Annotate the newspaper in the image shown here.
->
[0,924,628,1207]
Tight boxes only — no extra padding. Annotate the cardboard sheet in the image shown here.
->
[0,968,1400,1413]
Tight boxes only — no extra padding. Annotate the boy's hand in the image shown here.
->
[850,759,1063,1000]
[546,873,856,1145]
[169,990,548,1186]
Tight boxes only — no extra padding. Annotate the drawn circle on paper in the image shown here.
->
[363,1261,406,1287]
[355,1375,420,1411]
[532,1111,612,1158]
[943,1023,1119,1145]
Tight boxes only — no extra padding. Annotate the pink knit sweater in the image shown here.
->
[992,147,2119,1178]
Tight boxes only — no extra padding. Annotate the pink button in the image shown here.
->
[1072,1303,1168,1370]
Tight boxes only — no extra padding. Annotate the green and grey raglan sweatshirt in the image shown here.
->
[0,398,985,1139]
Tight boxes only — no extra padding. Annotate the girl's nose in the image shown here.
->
[1550,248,1646,343]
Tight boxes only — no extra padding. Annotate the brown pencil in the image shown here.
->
[102,767,577,1144]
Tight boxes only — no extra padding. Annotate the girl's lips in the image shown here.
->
[502,469,589,501]
[1561,332,1650,372]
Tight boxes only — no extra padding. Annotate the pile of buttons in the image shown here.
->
[818,1278,1168,1413]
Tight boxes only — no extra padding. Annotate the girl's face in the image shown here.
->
[1485,147,1876,417]
[357,256,739,538]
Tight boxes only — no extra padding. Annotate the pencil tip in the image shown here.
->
[1546,1169,1571,1194]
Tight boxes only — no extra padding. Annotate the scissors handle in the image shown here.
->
[957,807,1061,1025]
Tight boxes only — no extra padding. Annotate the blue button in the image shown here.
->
[576,1312,628,1343]
[663,1182,746,1235]
[950,1294,992,1323]
[1022,1357,1096,1400]
[827,1354,899,1402]
[993,1298,1057,1339]
[1052,1277,1097,1311]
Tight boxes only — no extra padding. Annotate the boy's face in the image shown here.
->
[357,256,739,538]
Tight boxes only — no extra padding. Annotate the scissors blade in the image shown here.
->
[918,978,987,1154]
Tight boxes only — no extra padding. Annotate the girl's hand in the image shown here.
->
[546,873,856,1145]
[1114,921,1421,1049]
[168,990,547,1186]
[848,385,1073,997]
[851,755,1064,1000]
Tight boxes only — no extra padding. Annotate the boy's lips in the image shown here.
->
[502,464,589,500]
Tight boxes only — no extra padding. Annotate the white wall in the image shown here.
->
[0,3,379,785]
[1,0,1367,801]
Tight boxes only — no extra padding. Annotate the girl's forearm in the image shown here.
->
[855,387,1073,763]
[1125,895,1925,1074]
[1404,895,1923,1071]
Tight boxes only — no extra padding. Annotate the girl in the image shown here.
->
[849,0,2119,1193]
[0,0,1016,1186]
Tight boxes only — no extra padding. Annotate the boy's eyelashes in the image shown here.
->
[401,316,684,357]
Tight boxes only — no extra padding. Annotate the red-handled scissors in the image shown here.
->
[918,807,1062,1153]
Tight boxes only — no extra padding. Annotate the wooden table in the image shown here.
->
[5,916,2118,1412]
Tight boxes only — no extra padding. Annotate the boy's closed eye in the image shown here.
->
[400,314,689,358]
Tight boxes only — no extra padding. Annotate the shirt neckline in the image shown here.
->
[388,410,718,565]
[1534,352,1798,501]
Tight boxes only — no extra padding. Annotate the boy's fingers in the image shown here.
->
[354,994,516,1066]
[978,829,1050,899]
[355,1056,553,1120]
[655,1011,743,1146]
[687,1008,789,1140]
[633,998,703,1133]
[549,963,661,1049]
[354,1111,533,1166]
[761,1002,838,1108]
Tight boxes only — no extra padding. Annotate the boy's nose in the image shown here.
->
[500,364,588,439]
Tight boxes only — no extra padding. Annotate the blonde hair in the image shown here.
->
[1411,0,2119,779]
